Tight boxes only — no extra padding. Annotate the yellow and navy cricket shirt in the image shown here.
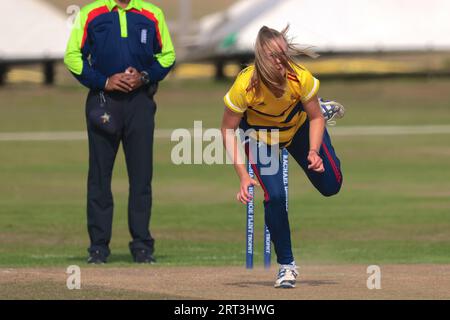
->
[64,0,176,90]
[223,63,320,146]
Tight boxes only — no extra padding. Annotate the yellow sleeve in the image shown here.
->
[299,69,320,103]
[223,76,248,114]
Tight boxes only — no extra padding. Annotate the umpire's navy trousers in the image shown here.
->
[245,120,343,265]
[85,88,156,257]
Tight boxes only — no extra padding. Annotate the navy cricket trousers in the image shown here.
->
[246,120,343,265]
[85,88,156,257]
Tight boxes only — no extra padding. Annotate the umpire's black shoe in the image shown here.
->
[132,249,156,264]
[87,250,107,264]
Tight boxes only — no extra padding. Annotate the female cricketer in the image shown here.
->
[221,26,344,288]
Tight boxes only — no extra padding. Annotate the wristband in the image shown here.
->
[309,149,320,155]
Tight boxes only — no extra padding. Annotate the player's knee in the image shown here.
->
[266,190,286,205]
[319,182,342,197]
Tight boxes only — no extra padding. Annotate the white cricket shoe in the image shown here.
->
[274,264,299,289]
[319,98,345,126]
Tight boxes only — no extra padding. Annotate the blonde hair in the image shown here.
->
[248,25,318,98]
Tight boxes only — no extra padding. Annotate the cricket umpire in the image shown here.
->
[64,0,175,264]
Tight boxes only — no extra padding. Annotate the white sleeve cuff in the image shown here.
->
[303,77,319,102]
[225,93,244,113]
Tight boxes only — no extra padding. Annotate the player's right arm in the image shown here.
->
[221,108,259,204]
[221,72,259,204]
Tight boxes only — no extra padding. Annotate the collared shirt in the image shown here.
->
[224,63,320,146]
[64,0,176,90]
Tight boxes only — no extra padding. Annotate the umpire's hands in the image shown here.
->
[123,67,143,90]
[105,73,133,92]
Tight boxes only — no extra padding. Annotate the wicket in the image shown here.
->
[246,148,289,269]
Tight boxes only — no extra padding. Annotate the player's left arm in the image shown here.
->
[303,95,325,172]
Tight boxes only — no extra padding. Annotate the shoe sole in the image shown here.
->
[274,281,296,289]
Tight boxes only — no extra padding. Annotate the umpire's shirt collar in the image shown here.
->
[105,0,143,11]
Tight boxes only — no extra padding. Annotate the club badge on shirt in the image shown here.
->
[141,29,148,44]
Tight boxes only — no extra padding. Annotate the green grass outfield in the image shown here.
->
[0,77,450,267]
